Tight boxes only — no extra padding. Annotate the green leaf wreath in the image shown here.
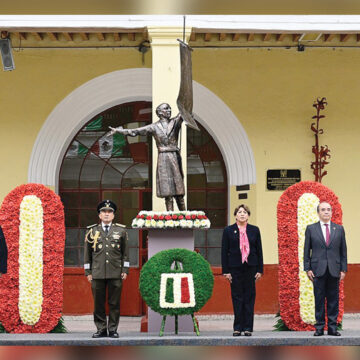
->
[139,248,214,316]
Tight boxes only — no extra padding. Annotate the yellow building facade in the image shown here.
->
[1,14,360,313]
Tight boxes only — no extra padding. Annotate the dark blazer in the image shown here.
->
[304,221,347,278]
[0,226,8,274]
[221,223,263,274]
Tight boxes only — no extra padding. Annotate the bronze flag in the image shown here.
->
[177,40,199,131]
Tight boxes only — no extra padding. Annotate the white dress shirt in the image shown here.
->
[102,222,112,232]
[320,220,331,242]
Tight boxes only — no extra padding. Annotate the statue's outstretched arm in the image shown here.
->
[107,124,153,137]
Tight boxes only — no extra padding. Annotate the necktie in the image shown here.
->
[105,225,109,234]
[324,223,330,246]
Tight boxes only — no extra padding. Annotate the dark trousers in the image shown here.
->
[230,265,257,332]
[91,278,123,332]
[313,268,339,333]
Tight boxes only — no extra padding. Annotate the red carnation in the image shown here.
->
[153,215,159,220]
[159,215,164,220]
[172,215,178,220]
[136,215,141,219]
[277,180,344,331]
[165,215,171,220]
[191,214,196,220]
[0,183,65,333]
[140,215,145,219]
[185,215,191,220]
[146,216,152,220]
[178,215,184,220]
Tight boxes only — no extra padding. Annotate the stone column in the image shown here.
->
[148,27,191,211]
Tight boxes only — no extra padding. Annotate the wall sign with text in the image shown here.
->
[267,169,301,191]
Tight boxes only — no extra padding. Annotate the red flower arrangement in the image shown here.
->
[277,181,344,331]
[0,184,65,333]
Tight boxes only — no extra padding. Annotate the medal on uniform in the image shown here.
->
[112,243,115,247]
[113,235,120,239]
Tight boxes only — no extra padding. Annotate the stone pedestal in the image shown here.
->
[147,229,194,333]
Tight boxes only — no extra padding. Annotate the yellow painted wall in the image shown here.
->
[0,47,151,201]
[1,45,359,264]
[192,47,360,264]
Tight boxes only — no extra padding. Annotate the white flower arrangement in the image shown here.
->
[18,195,44,326]
[159,273,196,308]
[131,210,211,229]
[297,193,319,325]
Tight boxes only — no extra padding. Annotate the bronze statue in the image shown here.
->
[108,42,198,212]
[108,103,187,211]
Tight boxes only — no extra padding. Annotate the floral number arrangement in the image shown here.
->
[277,181,344,331]
[132,211,210,229]
[0,184,65,333]
[139,248,214,316]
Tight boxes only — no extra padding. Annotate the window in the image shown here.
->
[59,101,152,267]
[187,122,227,266]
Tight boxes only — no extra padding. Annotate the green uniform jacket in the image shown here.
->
[84,223,129,279]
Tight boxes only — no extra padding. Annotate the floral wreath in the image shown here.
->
[139,248,214,316]
[132,211,210,229]
[277,180,344,331]
[0,184,65,333]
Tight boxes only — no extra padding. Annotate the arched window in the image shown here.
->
[60,103,227,268]
[188,122,228,266]
[59,101,153,267]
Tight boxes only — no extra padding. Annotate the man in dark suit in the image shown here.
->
[0,226,8,277]
[304,201,347,336]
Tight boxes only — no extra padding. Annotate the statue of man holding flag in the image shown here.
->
[107,41,198,211]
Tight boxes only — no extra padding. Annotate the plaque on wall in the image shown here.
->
[267,169,301,191]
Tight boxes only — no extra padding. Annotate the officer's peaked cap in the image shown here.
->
[97,200,117,213]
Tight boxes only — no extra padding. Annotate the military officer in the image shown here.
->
[84,200,129,338]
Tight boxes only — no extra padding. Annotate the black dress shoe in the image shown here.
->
[233,331,241,336]
[109,331,119,338]
[328,331,341,336]
[244,331,252,337]
[314,330,324,336]
[92,330,107,338]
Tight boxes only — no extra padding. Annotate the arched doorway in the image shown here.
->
[59,101,227,315]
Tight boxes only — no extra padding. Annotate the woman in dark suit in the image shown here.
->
[221,204,263,336]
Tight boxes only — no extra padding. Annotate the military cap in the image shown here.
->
[97,200,117,213]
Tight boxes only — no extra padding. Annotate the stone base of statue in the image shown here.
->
[147,229,194,333]
[133,210,211,334]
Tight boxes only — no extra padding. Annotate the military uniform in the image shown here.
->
[84,211,129,335]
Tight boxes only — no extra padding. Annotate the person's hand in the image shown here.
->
[255,273,262,282]
[87,274,93,282]
[340,271,346,281]
[121,273,127,280]
[223,273,232,283]
[107,126,123,137]
[307,270,315,282]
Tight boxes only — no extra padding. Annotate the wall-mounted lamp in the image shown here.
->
[138,40,150,65]
[0,32,15,71]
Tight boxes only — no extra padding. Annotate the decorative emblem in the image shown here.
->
[111,243,115,248]
[98,244,102,249]
[113,235,120,240]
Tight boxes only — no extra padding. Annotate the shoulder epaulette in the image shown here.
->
[115,223,126,228]
[87,223,98,229]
